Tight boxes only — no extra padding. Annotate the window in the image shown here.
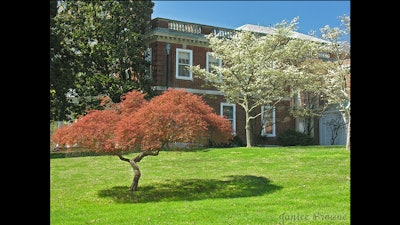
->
[221,103,236,133]
[292,91,301,110]
[206,52,222,74]
[176,48,193,80]
[261,105,276,137]
[318,52,333,62]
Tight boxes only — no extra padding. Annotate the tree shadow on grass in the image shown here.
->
[98,175,282,203]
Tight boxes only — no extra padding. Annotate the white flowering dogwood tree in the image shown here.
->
[191,17,317,147]
[192,15,350,150]
[319,14,351,150]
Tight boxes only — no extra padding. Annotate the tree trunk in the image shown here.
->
[245,113,252,148]
[129,160,141,191]
[346,114,350,151]
[340,108,350,152]
[118,150,160,192]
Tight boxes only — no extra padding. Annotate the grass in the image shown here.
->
[50,146,350,225]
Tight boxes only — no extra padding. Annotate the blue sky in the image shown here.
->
[152,1,350,41]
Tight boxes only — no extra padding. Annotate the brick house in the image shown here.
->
[144,17,348,146]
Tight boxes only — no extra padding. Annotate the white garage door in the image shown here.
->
[319,111,347,145]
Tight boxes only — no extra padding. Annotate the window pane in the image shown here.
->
[207,53,220,73]
[221,103,235,133]
[264,121,273,134]
[263,110,271,133]
[179,65,190,77]
[179,52,190,61]
[261,105,275,137]
[179,58,189,64]
[223,106,233,120]
[208,61,219,73]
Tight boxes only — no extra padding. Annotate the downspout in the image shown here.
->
[165,43,171,88]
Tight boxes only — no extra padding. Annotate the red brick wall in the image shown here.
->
[149,40,296,146]
[150,41,218,90]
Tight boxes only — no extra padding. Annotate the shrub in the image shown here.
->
[277,129,314,146]
[208,135,244,148]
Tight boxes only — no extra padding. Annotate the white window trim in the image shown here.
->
[220,102,236,134]
[176,48,193,80]
[261,105,276,137]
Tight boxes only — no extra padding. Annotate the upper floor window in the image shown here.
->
[176,48,193,80]
[221,102,236,134]
[206,52,222,74]
[261,105,276,137]
[292,91,302,110]
[318,52,333,62]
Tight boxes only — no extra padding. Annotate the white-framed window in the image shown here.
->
[221,103,236,133]
[261,105,276,137]
[176,48,193,80]
[292,90,302,109]
[206,52,222,74]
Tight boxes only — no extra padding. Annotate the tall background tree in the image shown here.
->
[290,14,350,149]
[289,14,350,150]
[288,40,330,139]
[50,0,76,122]
[191,18,315,147]
[319,14,351,151]
[50,0,155,122]
[51,89,233,191]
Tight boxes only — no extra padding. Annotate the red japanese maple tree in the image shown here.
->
[51,89,233,191]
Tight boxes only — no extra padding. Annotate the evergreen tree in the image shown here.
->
[50,0,155,121]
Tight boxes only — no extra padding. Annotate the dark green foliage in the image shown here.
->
[50,0,155,121]
[230,135,245,147]
[50,0,76,121]
[277,129,314,146]
[50,150,102,159]
[208,135,245,147]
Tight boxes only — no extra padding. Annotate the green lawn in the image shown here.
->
[50,146,350,225]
